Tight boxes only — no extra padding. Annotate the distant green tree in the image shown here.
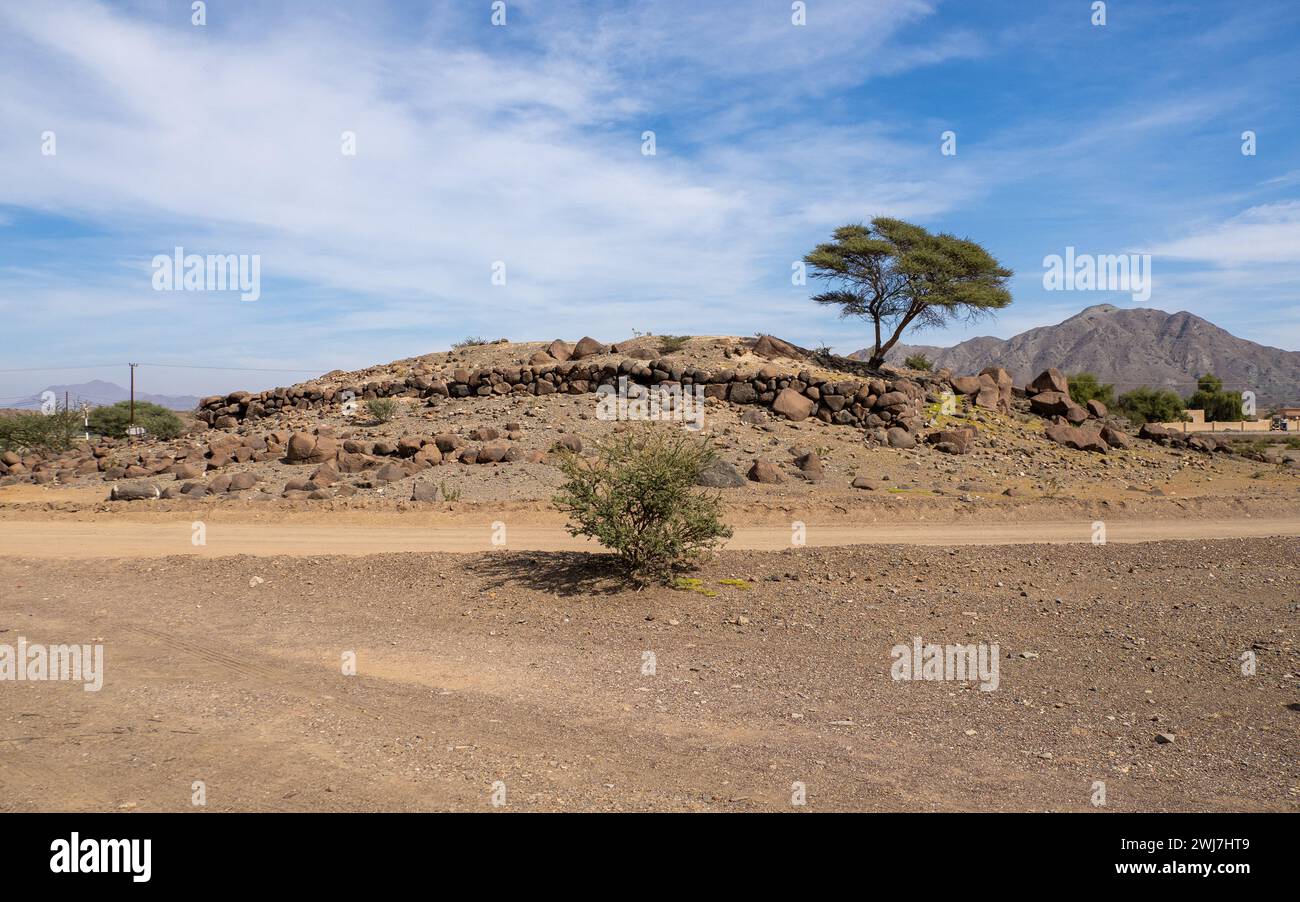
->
[1116,387,1187,425]
[903,353,933,372]
[1067,372,1116,407]
[804,218,1013,369]
[1185,373,1243,422]
[88,401,184,440]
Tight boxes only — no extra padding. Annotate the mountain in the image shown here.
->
[9,380,199,412]
[853,304,1300,407]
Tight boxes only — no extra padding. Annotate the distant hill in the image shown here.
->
[854,304,1300,407]
[9,380,198,412]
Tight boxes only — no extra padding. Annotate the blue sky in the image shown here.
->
[1,0,1297,401]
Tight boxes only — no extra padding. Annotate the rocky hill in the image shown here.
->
[858,304,1300,407]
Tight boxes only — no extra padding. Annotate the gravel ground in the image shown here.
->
[1,537,1295,812]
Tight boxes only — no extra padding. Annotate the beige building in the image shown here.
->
[1163,407,1300,432]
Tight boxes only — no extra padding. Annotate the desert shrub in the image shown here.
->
[1067,372,1115,408]
[904,353,933,372]
[0,410,82,453]
[88,401,183,440]
[452,336,489,349]
[1115,387,1186,425]
[552,427,733,583]
[366,397,398,423]
[658,335,691,355]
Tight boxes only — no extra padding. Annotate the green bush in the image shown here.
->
[904,353,933,372]
[87,401,183,440]
[366,397,399,424]
[0,410,83,454]
[1184,373,1242,422]
[1067,372,1115,408]
[658,335,691,355]
[1115,387,1186,425]
[552,427,733,583]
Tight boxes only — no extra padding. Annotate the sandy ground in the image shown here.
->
[0,516,1298,557]
[0,538,1294,812]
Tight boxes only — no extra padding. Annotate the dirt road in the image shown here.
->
[1,538,1295,812]
[2,516,1299,558]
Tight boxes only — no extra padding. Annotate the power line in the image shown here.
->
[135,363,326,373]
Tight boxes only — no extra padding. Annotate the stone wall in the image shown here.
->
[197,358,939,447]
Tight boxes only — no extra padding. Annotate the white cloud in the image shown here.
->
[1146,201,1300,266]
[0,1,984,346]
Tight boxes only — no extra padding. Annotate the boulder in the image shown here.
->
[950,375,981,395]
[850,475,881,491]
[433,433,462,453]
[570,337,605,360]
[1045,423,1109,453]
[1086,399,1108,418]
[411,481,441,502]
[772,388,815,422]
[746,459,784,484]
[751,334,804,360]
[794,452,824,481]
[886,426,916,449]
[926,427,976,454]
[228,472,258,491]
[546,339,574,362]
[728,383,758,404]
[553,434,582,453]
[1100,426,1132,450]
[110,480,161,501]
[696,458,746,488]
[1028,391,1074,417]
[1028,368,1070,395]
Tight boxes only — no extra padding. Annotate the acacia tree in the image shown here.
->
[804,218,1013,369]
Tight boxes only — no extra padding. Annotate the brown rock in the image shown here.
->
[751,334,804,359]
[1029,367,1069,395]
[772,388,815,421]
[570,337,605,360]
[746,459,784,484]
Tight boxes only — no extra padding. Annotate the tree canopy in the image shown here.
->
[804,217,1012,369]
[1185,373,1243,422]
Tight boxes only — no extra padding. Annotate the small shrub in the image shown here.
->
[0,410,83,453]
[1067,372,1116,407]
[366,397,398,424]
[87,401,183,440]
[658,335,691,355]
[452,336,489,349]
[552,426,733,583]
[440,480,462,502]
[904,353,933,372]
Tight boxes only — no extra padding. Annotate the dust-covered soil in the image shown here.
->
[1,538,1295,812]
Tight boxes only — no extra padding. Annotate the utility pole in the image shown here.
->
[129,363,138,426]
